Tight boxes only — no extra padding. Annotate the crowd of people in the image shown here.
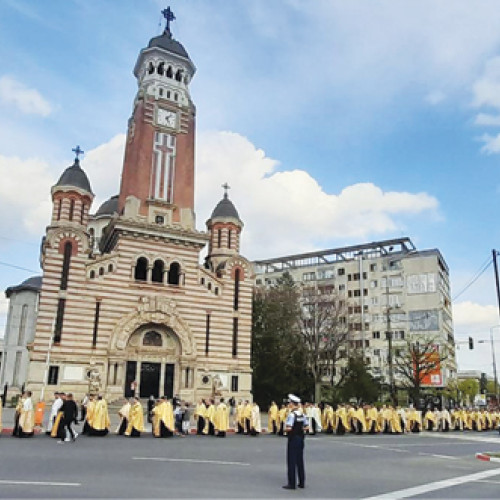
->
[2,392,500,441]
[267,401,500,435]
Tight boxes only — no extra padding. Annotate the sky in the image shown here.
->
[1,0,500,376]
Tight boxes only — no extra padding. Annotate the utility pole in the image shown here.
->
[492,249,500,403]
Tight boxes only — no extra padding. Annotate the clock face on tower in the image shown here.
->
[157,108,177,129]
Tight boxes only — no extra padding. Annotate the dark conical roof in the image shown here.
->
[210,193,240,220]
[95,195,119,217]
[6,275,42,298]
[148,30,190,60]
[54,159,92,193]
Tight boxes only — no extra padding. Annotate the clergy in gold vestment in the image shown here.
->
[88,396,110,436]
[215,398,229,437]
[125,398,145,437]
[243,401,252,434]
[82,396,95,435]
[153,398,174,437]
[236,401,245,434]
[194,399,206,435]
[352,406,367,434]
[423,409,437,431]
[116,399,131,435]
[250,402,261,436]
[17,392,35,438]
[203,400,216,435]
[268,401,279,434]
[365,405,379,434]
[405,406,421,433]
[323,405,335,434]
[335,405,348,435]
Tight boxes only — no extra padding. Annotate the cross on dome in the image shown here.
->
[222,182,230,198]
[72,145,84,161]
[161,6,176,34]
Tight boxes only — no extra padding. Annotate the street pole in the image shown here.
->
[490,326,499,403]
[492,250,500,322]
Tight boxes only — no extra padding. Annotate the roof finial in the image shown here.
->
[161,6,176,35]
[72,145,84,162]
[222,182,230,199]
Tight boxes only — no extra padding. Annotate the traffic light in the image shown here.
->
[469,336,474,350]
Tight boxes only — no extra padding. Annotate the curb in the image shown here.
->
[476,453,500,463]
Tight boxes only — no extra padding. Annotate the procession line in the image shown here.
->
[133,457,250,466]
[0,480,81,487]
[362,467,500,500]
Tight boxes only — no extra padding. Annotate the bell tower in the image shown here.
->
[118,7,197,229]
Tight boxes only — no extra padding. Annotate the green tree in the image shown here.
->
[338,356,381,403]
[458,379,479,405]
[252,272,312,407]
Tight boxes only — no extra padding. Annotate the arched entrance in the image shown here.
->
[123,325,180,399]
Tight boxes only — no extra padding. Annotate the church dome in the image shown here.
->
[54,159,92,194]
[95,195,119,217]
[148,31,190,60]
[210,193,240,220]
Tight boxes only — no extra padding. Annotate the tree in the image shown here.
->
[298,283,351,403]
[338,356,381,404]
[392,335,448,405]
[457,379,479,405]
[252,272,312,407]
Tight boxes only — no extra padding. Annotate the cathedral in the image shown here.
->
[24,11,253,402]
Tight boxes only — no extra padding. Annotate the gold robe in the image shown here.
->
[93,399,110,431]
[152,401,174,436]
[203,404,216,434]
[19,399,35,434]
[86,400,96,428]
[365,407,379,432]
[215,402,229,432]
[268,403,279,432]
[125,401,145,435]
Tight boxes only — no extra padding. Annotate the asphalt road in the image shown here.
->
[1,429,500,498]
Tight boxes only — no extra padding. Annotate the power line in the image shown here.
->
[453,256,493,301]
[0,261,38,274]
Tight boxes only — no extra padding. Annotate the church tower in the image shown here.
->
[118,7,196,229]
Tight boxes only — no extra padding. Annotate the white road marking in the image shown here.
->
[363,467,500,500]
[133,457,250,466]
[417,453,458,460]
[336,441,409,453]
[0,480,81,487]
[476,479,500,484]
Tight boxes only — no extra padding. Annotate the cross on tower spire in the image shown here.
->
[72,145,84,162]
[222,182,230,198]
[161,6,176,34]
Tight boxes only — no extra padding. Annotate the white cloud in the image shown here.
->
[195,131,439,258]
[425,90,446,105]
[453,301,499,334]
[479,132,500,154]
[474,113,500,126]
[472,57,500,110]
[0,76,52,116]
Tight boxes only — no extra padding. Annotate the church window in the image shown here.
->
[167,262,180,285]
[48,366,59,385]
[205,313,210,355]
[134,257,148,281]
[92,300,101,347]
[175,69,182,82]
[232,317,238,357]
[231,375,238,392]
[143,331,162,347]
[174,93,178,101]
[80,203,85,224]
[208,282,212,291]
[215,287,219,295]
[166,66,173,78]
[157,62,164,75]
[18,304,28,346]
[159,88,163,97]
[233,268,241,311]
[60,241,73,290]
[217,229,222,248]
[53,298,66,343]
[200,277,205,285]
[148,62,155,74]
[90,270,95,279]
[56,199,62,221]
[89,228,95,248]
[152,259,164,283]
[184,75,189,85]
[228,229,232,249]
[108,264,113,272]
[167,90,171,98]
[69,199,75,221]
[155,215,164,224]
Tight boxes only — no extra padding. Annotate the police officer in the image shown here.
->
[283,394,308,490]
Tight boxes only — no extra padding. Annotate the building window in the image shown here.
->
[234,268,240,311]
[370,263,377,272]
[232,317,238,357]
[338,268,345,276]
[99,267,104,276]
[372,331,381,339]
[69,199,75,221]
[60,241,73,290]
[18,304,28,346]
[152,259,164,283]
[303,272,316,281]
[48,365,59,385]
[80,203,85,224]
[231,375,239,392]
[143,331,163,347]
[228,229,232,249]
[217,229,222,248]
[56,199,62,221]
[168,262,180,285]
[134,257,148,281]
[155,215,164,224]
[92,301,101,347]
[90,270,95,279]
[53,298,66,343]
[108,264,113,272]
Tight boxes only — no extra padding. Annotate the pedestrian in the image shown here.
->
[58,393,78,443]
[182,401,191,436]
[80,393,89,423]
[283,394,308,490]
[147,395,155,423]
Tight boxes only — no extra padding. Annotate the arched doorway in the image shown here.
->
[123,325,181,399]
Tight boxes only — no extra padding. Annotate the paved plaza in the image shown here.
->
[2,423,500,499]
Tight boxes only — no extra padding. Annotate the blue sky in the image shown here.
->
[1,0,500,374]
